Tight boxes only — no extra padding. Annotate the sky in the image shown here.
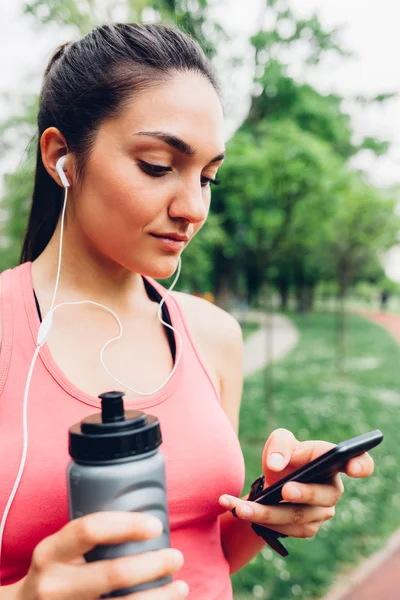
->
[0,0,399,280]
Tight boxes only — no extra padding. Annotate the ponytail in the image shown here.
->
[20,42,72,264]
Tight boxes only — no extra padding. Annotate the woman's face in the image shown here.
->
[73,72,225,279]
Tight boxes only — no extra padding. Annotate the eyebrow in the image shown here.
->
[134,131,226,164]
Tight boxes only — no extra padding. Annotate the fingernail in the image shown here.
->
[268,453,285,469]
[146,517,163,535]
[352,461,361,475]
[239,503,254,517]
[177,581,189,597]
[287,484,301,500]
[219,496,230,508]
[171,550,184,569]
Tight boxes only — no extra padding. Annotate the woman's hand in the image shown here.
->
[219,428,375,540]
[13,512,188,600]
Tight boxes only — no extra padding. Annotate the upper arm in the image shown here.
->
[172,291,244,434]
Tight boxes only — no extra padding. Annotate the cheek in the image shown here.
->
[77,161,163,235]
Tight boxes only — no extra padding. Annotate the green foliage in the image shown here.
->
[246,62,389,162]
[23,0,224,55]
[233,313,400,598]
[323,176,399,296]
[227,1,396,307]
[24,0,95,33]
[251,1,349,66]
[160,212,227,293]
[354,92,398,105]
[240,321,260,340]
[0,0,398,308]
[0,93,38,269]
[358,136,390,156]
[213,119,340,258]
[247,66,356,159]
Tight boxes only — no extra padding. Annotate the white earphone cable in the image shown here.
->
[50,186,68,312]
[0,163,184,581]
[0,346,40,583]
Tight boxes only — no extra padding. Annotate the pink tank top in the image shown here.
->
[0,262,245,598]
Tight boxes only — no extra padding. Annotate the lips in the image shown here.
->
[150,233,190,242]
[150,233,188,253]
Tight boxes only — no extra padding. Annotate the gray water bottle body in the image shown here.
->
[67,449,171,598]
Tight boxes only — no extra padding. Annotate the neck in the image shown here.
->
[31,219,149,314]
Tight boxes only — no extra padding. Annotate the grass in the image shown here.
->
[240,321,261,340]
[232,312,400,600]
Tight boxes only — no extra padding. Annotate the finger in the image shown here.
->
[84,548,184,599]
[34,548,185,600]
[269,519,329,539]
[125,579,190,599]
[282,478,343,507]
[34,512,163,564]
[220,495,334,526]
[263,428,298,471]
[345,452,375,478]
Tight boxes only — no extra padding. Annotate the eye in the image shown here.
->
[138,160,172,178]
[201,176,221,188]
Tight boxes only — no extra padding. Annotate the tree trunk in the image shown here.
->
[212,252,237,310]
[264,282,275,436]
[295,285,307,313]
[336,268,349,374]
[278,282,290,310]
[214,279,233,310]
[304,284,316,312]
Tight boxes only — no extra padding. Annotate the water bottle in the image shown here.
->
[67,391,171,597]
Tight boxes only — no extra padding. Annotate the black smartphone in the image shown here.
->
[250,429,383,556]
[253,429,383,506]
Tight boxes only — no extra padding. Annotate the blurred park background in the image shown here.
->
[1,1,400,599]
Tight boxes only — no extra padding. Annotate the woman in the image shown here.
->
[0,22,374,599]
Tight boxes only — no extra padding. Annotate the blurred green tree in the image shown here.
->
[211,120,343,307]
[0,0,398,309]
[322,176,399,370]
[209,0,395,308]
[23,0,224,54]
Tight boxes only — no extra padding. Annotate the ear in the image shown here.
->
[40,127,73,188]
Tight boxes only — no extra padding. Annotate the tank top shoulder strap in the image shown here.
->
[143,277,189,339]
[144,277,221,403]
[0,262,32,396]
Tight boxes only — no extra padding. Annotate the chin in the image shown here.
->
[139,255,181,281]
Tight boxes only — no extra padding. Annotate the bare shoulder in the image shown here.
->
[171,291,243,350]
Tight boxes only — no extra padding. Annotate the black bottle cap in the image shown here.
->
[100,390,126,423]
[69,391,162,462]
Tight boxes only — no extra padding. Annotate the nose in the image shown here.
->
[168,178,209,224]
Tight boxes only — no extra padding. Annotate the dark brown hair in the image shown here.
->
[20,22,220,263]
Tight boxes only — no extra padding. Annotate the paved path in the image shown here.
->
[234,311,299,376]
[321,311,400,600]
[358,311,400,343]
[322,530,400,600]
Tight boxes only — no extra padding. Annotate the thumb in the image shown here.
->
[263,428,298,472]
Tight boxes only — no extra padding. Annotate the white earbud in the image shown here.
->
[56,155,70,188]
